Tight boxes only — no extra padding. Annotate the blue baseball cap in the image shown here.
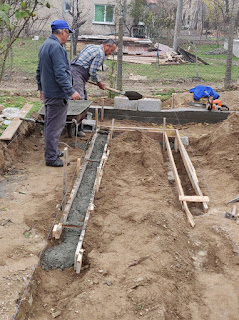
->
[51,20,73,33]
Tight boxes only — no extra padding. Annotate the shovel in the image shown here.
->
[88,81,142,100]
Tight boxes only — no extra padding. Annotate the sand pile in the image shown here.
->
[196,113,239,180]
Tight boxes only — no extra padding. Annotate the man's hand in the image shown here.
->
[97,81,106,90]
[39,91,43,100]
[71,92,81,100]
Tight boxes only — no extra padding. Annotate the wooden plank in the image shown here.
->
[100,125,176,136]
[176,130,198,183]
[179,195,209,202]
[74,133,110,272]
[0,104,33,140]
[163,117,166,151]
[165,133,195,227]
[175,130,208,213]
[52,130,99,239]
[110,118,115,141]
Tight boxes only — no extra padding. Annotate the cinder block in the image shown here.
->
[137,98,162,112]
[82,119,96,132]
[114,96,138,110]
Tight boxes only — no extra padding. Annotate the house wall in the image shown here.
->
[31,0,133,37]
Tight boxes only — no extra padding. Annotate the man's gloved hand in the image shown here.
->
[97,81,106,90]
[72,91,81,100]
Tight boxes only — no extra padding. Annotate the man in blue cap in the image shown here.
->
[36,20,81,167]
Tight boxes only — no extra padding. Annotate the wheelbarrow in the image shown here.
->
[38,100,92,137]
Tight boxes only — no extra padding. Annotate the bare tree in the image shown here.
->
[68,0,86,58]
[173,0,183,51]
[224,0,238,89]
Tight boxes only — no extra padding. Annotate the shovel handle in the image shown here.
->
[88,81,124,95]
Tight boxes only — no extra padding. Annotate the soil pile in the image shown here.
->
[195,113,239,180]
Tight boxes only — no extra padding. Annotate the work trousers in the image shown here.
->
[71,65,89,100]
[43,97,68,162]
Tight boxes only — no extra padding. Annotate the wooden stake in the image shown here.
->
[77,158,81,175]
[110,118,115,141]
[76,249,85,274]
[95,108,98,128]
[62,147,68,211]
[101,106,104,121]
[163,117,166,151]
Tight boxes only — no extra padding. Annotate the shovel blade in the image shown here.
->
[125,91,143,100]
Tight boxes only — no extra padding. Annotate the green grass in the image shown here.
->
[105,44,239,84]
[3,40,239,88]
[5,38,45,74]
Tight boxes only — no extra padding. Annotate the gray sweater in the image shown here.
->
[36,34,75,99]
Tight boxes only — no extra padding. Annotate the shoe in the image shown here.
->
[46,159,64,167]
[57,151,64,157]
[77,130,86,137]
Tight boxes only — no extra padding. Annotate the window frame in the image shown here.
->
[93,4,115,25]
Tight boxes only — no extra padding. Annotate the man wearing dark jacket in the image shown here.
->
[36,20,81,167]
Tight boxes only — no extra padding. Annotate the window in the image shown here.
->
[94,5,114,24]
[64,1,72,13]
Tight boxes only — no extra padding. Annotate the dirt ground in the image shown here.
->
[0,78,239,320]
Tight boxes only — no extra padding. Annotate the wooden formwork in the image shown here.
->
[101,121,209,228]
[54,119,209,274]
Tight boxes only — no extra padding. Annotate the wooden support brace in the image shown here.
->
[165,133,195,227]
[76,249,85,274]
[175,130,208,213]
[53,224,63,240]
[95,108,98,128]
[110,118,115,141]
[163,117,166,151]
[179,195,209,202]
[101,106,104,121]
[100,125,176,136]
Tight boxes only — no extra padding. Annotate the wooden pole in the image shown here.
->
[95,108,98,128]
[77,158,81,175]
[101,106,104,122]
[163,117,166,151]
[116,17,123,91]
[110,118,115,141]
[62,147,68,211]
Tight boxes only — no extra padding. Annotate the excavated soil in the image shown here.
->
[0,112,239,320]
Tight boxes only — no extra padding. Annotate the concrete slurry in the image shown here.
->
[41,133,108,271]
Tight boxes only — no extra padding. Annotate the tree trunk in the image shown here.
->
[224,17,235,89]
[116,17,123,91]
[173,0,183,52]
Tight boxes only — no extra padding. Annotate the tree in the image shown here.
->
[0,0,50,83]
[68,0,86,57]
[173,0,183,51]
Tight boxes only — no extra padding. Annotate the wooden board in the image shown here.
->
[165,133,195,227]
[0,104,33,141]
[179,195,209,202]
[175,130,209,213]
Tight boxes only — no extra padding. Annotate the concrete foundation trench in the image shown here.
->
[41,131,108,271]
[41,123,208,272]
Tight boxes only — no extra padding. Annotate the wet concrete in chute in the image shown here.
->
[41,133,108,271]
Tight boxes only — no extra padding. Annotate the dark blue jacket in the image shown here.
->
[190,85,219,101]
[36,34,75,99]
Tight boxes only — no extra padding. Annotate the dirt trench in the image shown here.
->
[11,116,239,320]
